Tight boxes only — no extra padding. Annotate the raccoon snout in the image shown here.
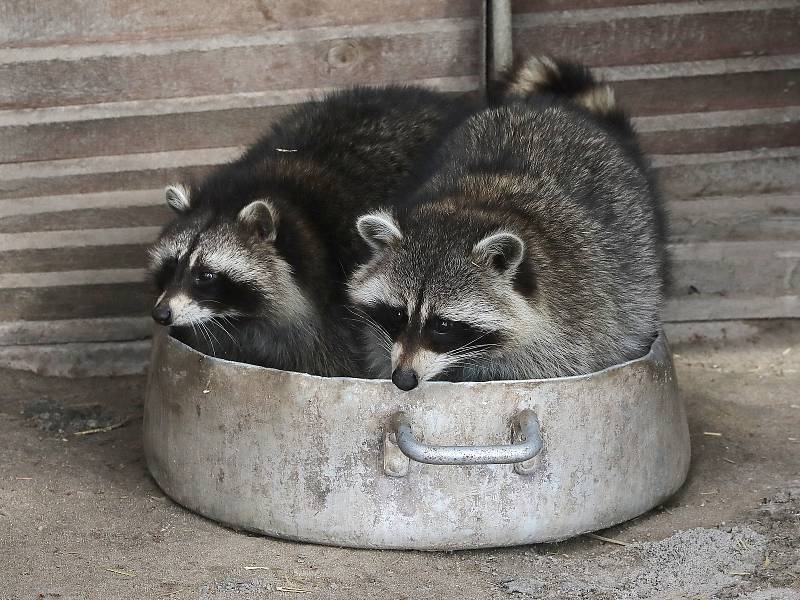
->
[152,304,173,326]
[391,368,418,391]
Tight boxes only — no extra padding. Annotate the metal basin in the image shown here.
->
[143,328,690,550]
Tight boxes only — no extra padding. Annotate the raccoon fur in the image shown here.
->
[348,57,668,390]
[148,86,475,376]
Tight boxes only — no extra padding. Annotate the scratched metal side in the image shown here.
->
[143,329,690,550]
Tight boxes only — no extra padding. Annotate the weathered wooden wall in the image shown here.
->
[0,1,797,373]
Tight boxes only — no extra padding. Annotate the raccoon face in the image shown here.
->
[148,184,301,330]
[349,210,535,390]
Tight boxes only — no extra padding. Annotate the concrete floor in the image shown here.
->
[1,321,799,600]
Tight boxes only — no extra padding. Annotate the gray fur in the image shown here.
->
[350,57,668,385]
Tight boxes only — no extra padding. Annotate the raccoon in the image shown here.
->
[348,57,668,390]
[148,86,475,376]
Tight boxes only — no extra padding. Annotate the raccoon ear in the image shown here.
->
[356,212,402,251]
[473,232,525,276]
[237,200,277,241]
[165,184,191,214]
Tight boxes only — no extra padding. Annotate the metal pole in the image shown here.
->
[487,0,513,85]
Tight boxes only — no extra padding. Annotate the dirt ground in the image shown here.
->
[1,321,799,600]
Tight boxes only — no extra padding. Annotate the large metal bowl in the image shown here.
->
[143,328,689,550]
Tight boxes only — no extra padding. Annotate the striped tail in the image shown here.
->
[491,55,633,138]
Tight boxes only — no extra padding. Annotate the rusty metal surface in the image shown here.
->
[143,328,690,550]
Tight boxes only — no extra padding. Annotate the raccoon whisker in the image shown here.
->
[187,320,215,357]
[450,342,500,354]
[195,320,212,355]
[197,319,218,357]
[362,323,393,354]
[446,331,498,357]
[218,314,242,345]
[345,308,393,354]
[439,346,496,374]
[210,316,237,346]
[344,317,390,350]
[447,342,501,358]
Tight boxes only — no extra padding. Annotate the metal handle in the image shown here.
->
[390,410,542,466]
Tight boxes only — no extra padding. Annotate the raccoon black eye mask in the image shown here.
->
[348,56,668,390]
[146,85,476,376]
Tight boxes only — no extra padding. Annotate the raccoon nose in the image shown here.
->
[151,305,173,326]
[391,368,419,391]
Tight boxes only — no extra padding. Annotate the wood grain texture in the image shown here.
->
[669,195,800,242]
[0,104,291,164]
[513,0,698,12]
[612,68,800,117]
[0,1,479,48]
[0,205,169,234]
[512,3,800,67]
[0,282,150,320]
[0,317,151,346]
[0,245,149,275]
[664,295,800,321]
[0,189,162,217]
[654,147,800,198]
[0,148,240,200]
[640,120,800,155]
[0,80,477,164]
[670,240,800,297]
[0,22,480,109]
[0,339,151,376]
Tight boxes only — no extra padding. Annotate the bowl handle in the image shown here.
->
[384,410,542,473]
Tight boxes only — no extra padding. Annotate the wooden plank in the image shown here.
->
[0,340,151,377]
[0,20,481,109]
[0,104,289,165]
[0,147,240,200]
[8,42,782,120]
[664,294,800,321]
[0,189,162,217]
[0,317,151,346]
[653,147,800,198]
[0,205,169,234]
[515,0,702,12]
[0,245,149,274]
[0,227,160,251]
[641,120,800,156]
[669,240,800,297]
[664,320,765,345]
[0,268,145,289]
[637,107,800,155]
[611,67,800,117]
[666,319,800,345]
[513,2,800,68]
[669,194,800,242]
[0,282,150,320]
[0,77,477,164]
[0,1,478,48]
